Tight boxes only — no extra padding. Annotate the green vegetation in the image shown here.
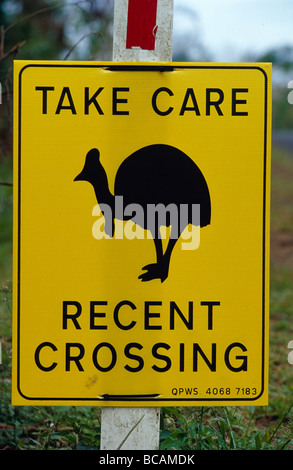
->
[1,145,293,450]
[258,45,293,129]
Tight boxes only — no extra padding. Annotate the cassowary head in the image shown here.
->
[74,148,106,185]
[74,148,114,237]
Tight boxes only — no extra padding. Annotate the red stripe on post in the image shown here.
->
[126,0,158,50]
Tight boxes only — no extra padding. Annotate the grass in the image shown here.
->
[1,145,293,450]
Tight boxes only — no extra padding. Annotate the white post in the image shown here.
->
[113,0,173,62]
[100,0,174,451]
[100,407,161,450]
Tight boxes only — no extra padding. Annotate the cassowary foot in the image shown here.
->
[138,262,168,283]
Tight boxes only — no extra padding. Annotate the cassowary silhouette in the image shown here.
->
[74,144,211,282]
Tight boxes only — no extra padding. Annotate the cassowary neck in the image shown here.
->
[94,187,115,208]
[92,168,115,210]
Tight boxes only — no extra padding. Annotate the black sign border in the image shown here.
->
[15,62,270,404]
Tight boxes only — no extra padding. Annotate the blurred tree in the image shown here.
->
[64,0,113,60]
[257,45,293,129]
[2,0,66,61]
[258,45,293,72]
[272,87,293,129]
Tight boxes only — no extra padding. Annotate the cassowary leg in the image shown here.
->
[161,236,178,281]
[138,233,165,282]
[138,229,179,282]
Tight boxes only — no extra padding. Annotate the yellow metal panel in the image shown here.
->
[12,61,271,406]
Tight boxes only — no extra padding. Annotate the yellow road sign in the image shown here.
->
[13,61,271,406]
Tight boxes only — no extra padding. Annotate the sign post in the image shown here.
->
[101,0,174,450]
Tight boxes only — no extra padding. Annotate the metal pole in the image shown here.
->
[100,0,174,451]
